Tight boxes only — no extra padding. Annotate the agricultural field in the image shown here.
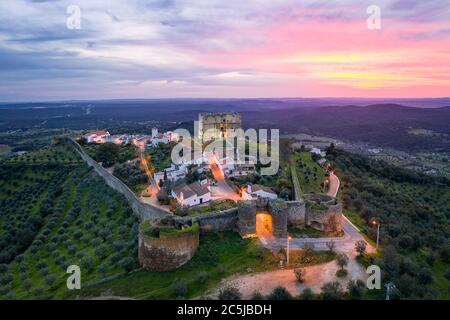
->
[0,143,139,299]
[332,150,450,299]
[67,231,278,299]
[292,151,327,194]
[6,143,83,165]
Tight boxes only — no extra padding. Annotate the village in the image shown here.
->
[81,113,332,216]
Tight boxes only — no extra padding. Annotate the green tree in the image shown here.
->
[300,288,315,300]
[336,252,349,270]
[94,143,120,167]
[355,240,367,257]
[294,268,306,283]
[347,279,365,300]
[218,287,241,300]
[321,281,343,300]
[267,286,292,300]
[171,278,188,298]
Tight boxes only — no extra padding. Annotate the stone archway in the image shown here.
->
[256,212,274,240]
[237,199,287,239]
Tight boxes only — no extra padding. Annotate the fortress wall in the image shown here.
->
[237,201,257,236]
[306,203,342,233]
[286,201,306,227]
[175,208,238,233]
[138,230,199,271]
[66,138,166,221]
[269,200,288,238]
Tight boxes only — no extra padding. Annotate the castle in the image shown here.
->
[198,112,241,141]
[139,196,342,271]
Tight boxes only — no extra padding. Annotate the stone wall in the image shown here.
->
[66,138,167,221]
[306,202,342,233]
[176,208,238,233]
[138,229,199,271]
[269,200,288,238]
[236,201,257,236]
[286,200,306,227]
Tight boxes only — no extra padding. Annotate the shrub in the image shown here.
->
[0,264,8,274]
[336,269,348,277]
[321,281,343,300]
[355,240,367,257]
[326,240,335,253]
[121,257,136,273]
[336,252,349,271]
[22,279,32,291]
[267,286,292,300]
[81,256,94,271]
[218,287,241,300]
[300,288,315,300]
[45,274,57,286]
[250,291,265,300]
[171,279,188,298]
[294,268,306,283]
[347,279,365,300]
[95,245,108,259]
[196,271,208,285]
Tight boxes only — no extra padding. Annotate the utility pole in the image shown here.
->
[286,236,292,265]
[370,218,380,251]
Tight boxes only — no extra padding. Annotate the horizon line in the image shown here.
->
[1,96,450,104]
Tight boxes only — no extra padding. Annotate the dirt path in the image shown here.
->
[208,254,366,299]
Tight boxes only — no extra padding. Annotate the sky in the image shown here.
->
[0,0,449,101]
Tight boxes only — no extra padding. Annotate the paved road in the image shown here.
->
[262,171,373,254]
[209,157,242,201]
[262,215,373,254]
[327,171,340,198]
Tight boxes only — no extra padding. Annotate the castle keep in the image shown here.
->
[198,112,241,141]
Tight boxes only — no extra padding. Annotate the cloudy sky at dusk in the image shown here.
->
[0,0,449,101]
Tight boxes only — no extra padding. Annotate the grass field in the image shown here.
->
[292,151,327,194]
[68,231,278,299]
[0,142,139,299]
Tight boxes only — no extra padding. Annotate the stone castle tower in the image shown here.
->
[198,112,241,141]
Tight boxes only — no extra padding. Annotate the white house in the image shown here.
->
[150,133,170,148]
[151,127,158,138]
[165,131,180,142]
[171,181,211,207]
[243,184,278,200]
[229,163,255,177]
[132,135,148,149]
[84,130,110,143]
[154,164,188,187]
[311,147,326,157]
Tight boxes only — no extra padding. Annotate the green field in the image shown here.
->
[68,231,278,299]
[6,143,83,165]
[292,151,327,194]
[332,150,450,299]
[186,200,236,216]
[0,142,139,299]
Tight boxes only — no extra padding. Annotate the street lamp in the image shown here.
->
[286,235,292,265]
[370,218,380,251]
